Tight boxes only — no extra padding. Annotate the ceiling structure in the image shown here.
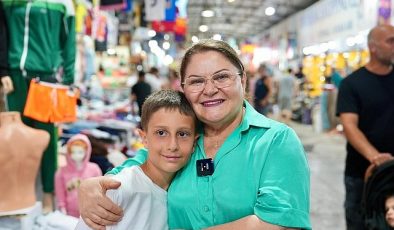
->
[186,0,320,40]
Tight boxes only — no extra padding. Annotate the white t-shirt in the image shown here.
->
[75,166,168,230]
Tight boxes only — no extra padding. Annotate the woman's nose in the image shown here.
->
[202,79,218,94]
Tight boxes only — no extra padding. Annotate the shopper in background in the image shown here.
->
[130,71,152,117]
[254,64,273,116]
[168,69,182,91]
[86,134,115,175]
[78,39,311,230]
[337,24,394,230]
[145,66,163,91]
[76,90,198,229]
[277,68,296,124]
[0,0,76,212]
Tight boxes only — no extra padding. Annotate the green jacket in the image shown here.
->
[2,0,76,84]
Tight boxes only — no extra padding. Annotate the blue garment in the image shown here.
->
[331,71,343,89]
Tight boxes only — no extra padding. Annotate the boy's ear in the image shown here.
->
[192,134,200,152]
[137,128,148,148]
[194,134,200,142]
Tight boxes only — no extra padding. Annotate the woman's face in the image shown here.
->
[386,196,394,227]
[183,51,246,128]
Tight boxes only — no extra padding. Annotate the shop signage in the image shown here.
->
[298,0,378,47]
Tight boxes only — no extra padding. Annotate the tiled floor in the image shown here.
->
[291,121,347,230]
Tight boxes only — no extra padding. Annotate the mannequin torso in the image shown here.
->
[0,112,50,213]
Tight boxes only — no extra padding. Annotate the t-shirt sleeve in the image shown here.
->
[105,177,123,230]
[337,78,359,116]
[75,217,93,230]
[254,127,311,229]
[106,148,148,175]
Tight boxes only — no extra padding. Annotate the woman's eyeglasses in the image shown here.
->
[182,71,242,93]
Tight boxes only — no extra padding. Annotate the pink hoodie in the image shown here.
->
[55,134,102,217]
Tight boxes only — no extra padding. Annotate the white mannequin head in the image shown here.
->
[70,145,86,163]
[68,140,87,165]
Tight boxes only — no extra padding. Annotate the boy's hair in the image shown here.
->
[140,90,198,131]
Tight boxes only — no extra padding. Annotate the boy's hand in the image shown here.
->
[78,176,123,229]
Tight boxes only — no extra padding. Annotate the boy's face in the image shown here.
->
[386,196,394,227]
[139,108,197,174]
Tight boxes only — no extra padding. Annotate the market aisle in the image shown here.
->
[291,121,347,230]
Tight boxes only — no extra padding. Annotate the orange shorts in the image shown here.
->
[24,80,79,123]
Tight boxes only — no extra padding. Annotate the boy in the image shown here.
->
[76,90,198,229]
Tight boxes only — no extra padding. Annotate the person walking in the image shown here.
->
[337,24,394,230]
[130,71,152,117]
[254,64,273,116]
[277,68,296,124]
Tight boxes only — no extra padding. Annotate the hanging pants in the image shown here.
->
[7,71,58,193]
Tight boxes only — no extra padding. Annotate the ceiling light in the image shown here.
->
[163,55,174,66]
[148,30,156,37]
[265,7,275,16]
[228,0,235,2]
[199,25,209,32]
[148,40,158,48]
[163,41,170,50]
[191,36,199,43]
[201,9,214,17]
[212,34,222,40]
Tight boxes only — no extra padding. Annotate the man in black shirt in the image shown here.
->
[337,24,394,230]
[131,71,152,117]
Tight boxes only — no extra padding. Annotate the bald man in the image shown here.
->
[337,24,394,230]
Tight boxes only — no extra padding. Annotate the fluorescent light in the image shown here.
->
[265,7,275,16]
[201,10,214,17]
[199,25,209,32]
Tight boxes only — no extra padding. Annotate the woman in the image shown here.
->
[78,40,311,229]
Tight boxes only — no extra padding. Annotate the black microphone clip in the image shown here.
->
[196,158,214,177]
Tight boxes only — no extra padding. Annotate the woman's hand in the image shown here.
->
[78,176,123,230]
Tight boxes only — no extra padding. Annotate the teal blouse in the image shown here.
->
[108,101,311,229]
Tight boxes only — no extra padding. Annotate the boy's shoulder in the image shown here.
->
[112,165,142,182]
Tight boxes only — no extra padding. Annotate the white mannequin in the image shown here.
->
[0,112,49,213]
[69,142,87,170]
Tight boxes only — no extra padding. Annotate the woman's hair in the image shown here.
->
[140,90,198,131]
[179,39,245,84]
